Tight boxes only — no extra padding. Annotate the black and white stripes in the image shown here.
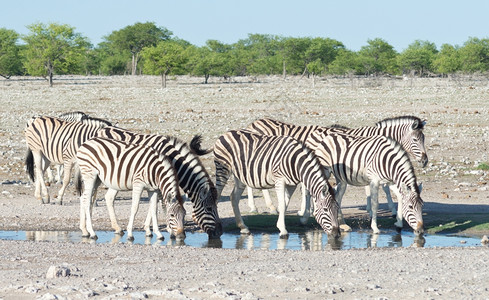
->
[209,129,340,237]
[24,116,111,204]
[309,129,424,234]
[96,127,223,238]
[76,137,186,240]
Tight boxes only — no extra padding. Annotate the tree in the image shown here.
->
[433,43,461,75]
[458,37,489,73]
[104,22,172,76]
[0,28,22,78]
[141,40,187,88]
[22,22,90,86]
[328,49,360,75]
[304,37,344,74]
[397,40,438,76]
[357,38,398,75]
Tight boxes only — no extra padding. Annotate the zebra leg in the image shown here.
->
[127,184,144,241]
[145,191,163,240]
[246,186,258,213]
[34,152,50,204]
[55,164,64,184]
[365,185,372,216]
[79,173,97,239]
[335,181,351,232]
[390,186,404,229]
[369,181,381,234]
[56,160,74,205]
[299,186,311,225]
[274,180,289,238]
[297,183,307,216]
[382,183,397,216]
[262,189,278,214]
[45,165,54,185]
[231,177,250,234]
[104,188,123,235]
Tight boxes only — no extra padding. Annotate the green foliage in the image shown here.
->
[328,49,360,75]
[433,44,461,74]
[458,37,489,73]
[0,28,23,78]
[104,22,172,75]
[397,40,438,76]
[357,38,398,75]
[141,40,188,87]
[21,22,90,85]
[476,163,489,170]
[9,20,489,80]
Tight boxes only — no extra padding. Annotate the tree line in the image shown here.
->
[1,21,489,86]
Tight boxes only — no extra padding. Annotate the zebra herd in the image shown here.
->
[23,111,427,241]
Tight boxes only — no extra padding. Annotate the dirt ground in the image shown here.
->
[0,75,488,299]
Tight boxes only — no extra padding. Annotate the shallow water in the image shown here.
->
[0,230,483,250]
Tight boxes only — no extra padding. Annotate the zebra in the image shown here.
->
[192,129,340,238]
[75,137,186,240]
[308,129,424,235]
[96,126,223,239]
[24,116,111,205]
[45,112,88,184]
[245,116,427,219]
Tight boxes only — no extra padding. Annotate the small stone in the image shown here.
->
[481,235,489,245]
[46,266,71,279]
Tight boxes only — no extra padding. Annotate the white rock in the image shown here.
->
[46,266,71,279]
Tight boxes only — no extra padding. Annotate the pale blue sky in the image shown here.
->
[2,0,488,51]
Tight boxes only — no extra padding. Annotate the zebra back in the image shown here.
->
[24,116,110,165]
[77,137,181,199]
[246,118,321,144]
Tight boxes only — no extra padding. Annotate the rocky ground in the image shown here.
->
[0,75,488,299]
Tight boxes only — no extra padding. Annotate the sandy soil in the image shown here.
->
[0,75,488,299]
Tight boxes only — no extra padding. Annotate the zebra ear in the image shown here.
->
[412,119,420,130]
[418,182,423,193]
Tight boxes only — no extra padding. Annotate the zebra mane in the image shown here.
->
[59,111,87,121]
[383,135,419,191]
[329,123,350,130]
[165,134,215,189]
[376,116,425,130]
[80,115,113,127]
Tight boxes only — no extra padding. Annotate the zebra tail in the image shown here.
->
[75,167,83,196]
[189,135,213,156]
[25,149,35,182]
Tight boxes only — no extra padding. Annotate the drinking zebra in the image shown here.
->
[24,116,111,205]
[308,129,424,234]
[246,116,427,219]
[192,129,340,238]
[75,137,186,240]
[96,127,223,239]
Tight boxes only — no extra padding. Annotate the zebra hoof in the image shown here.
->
[114,230,124,236]
[127,235,135,241]
[90,235,98,240]
[279,233,289,239]
[240,228,251,235]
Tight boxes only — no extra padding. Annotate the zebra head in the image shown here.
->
[401,183,424,236]
[403,120,428,167]
[379,116,428,167]
[313,184,340,238]
[192,186,223,239]
[165,191,186,240]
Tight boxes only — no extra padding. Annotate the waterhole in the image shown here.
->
[0,230,483,250]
